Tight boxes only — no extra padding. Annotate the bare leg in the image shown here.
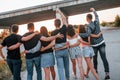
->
[77,57,84,80]
[85,57,99,80]
[71,59,77,78]
[84,57,92,77]
[44,67,50,80]
[85,65,90,78]
[50,66,56,80]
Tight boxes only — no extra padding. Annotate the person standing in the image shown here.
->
[79,25,100,80]
[8,22,63,80]
[22,23,63,80]
[0,24,22,80]
[39,26,56,80]
[66,25,84,80]
[51,9,70,80]
[79,8,110,80]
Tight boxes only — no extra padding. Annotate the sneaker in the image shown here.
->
[105,75,110,80]
[66,78,70,80]
[84,74,89,78]
[74,75,78,79]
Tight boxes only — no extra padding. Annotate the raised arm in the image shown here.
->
[90,32,102,38]
[40,40,55,52]
[56,8,68,27]
[0,45,6,61]
[90,8,99,23]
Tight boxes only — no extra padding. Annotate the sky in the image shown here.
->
[0,0,120,35]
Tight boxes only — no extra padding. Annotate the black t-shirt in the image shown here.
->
[1,34,22,60]
[51,25,67,43]
[40,35,53,54]
[22,32,42,59]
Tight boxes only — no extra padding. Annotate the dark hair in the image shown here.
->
[67,25,75,37]
[27,22,34,29]
[78,25,88,42]
[40,26,49,37]
[87,14,92,20]
[78,25,86,33]
[11,24,19,33]
[54,19,61,28]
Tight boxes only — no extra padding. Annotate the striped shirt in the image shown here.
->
[79,11,104,47]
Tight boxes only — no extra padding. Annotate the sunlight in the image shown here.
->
[18,19,55,35]
[18,7,120,35]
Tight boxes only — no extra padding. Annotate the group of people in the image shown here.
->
[0,7,110,80]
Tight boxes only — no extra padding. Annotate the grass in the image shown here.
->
[0,53,26,80]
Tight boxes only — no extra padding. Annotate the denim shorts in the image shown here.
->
[41,52,55,68]
[69,46,82,59]
[82,46,95,57]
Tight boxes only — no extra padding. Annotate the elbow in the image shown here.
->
[87,34,90,37]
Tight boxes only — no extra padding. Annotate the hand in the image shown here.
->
[34,31,39,35]
[40,46,45,52]
[56,8,61,13]
[90,8,95,12]
[98,32,102,36]
[24,50,28,54]
[3,57,6,61]
[78,39,81,43]
[66,42,70,48]
[56,33,64,39]
[7,46,13,50]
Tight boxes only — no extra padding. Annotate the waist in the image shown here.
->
[26,51,40,59]
[40,49,53,54]
[91,40,105,47]
[81,43,90,48]
[54,42,66,48]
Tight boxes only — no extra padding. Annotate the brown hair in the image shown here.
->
[78,25,88,42]
[40,26,49,37]
[11,24,19,33]
[86,14,92,20]
[67,25,75,37]
[54,19,61,28]
[27,22,34,29]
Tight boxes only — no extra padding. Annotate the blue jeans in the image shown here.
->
[26,56,42,80]
[7,58,22,80]
[55,49,69,80]
[93,43,109,73]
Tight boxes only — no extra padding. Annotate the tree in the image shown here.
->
[101,21,107,27]
[114,15,120,27]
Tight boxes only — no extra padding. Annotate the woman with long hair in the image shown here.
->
[40,26,56,80]
[66,25,84,80]
[79,25,100,80]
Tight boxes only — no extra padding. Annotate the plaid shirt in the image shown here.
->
[79,11,104,46]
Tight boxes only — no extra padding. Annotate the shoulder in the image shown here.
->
[4,34,12,40]
[61,25,67,30]
[62,25,67,28]
[16,34,22,38]
[23,32,33,37]
[88,22,95,29]
[36,34,42,39]
[75,33,81,39]
[51,29,58,36]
